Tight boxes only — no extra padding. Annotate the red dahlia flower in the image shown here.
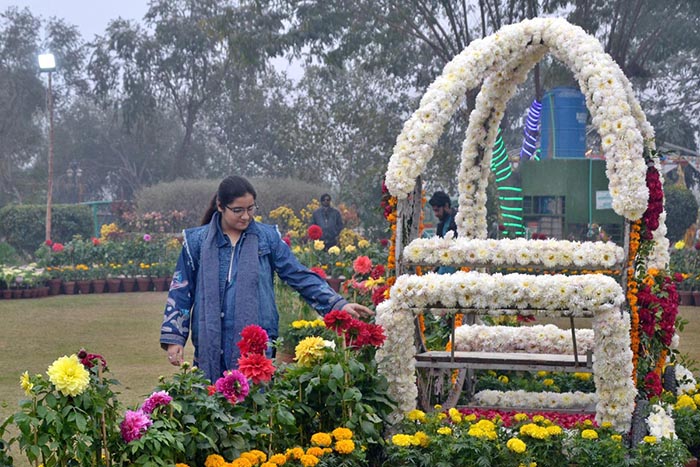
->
[238,353,275,384]
[237,325,269,356]
[352,256,372,275]
[308,224,323,240]
[310,266,327,279]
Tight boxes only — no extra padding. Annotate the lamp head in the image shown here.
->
[38,53,56,72]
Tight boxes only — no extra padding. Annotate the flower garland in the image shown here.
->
[403,236,625,269]
[628,220,642,386]
[472,390,597,411]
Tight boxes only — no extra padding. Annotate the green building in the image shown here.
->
[518,158,624,244]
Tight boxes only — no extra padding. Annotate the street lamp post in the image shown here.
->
[38,53,56,242]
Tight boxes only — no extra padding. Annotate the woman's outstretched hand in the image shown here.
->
[342,302,374,319]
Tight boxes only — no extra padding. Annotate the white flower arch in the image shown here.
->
[377,17,666,432]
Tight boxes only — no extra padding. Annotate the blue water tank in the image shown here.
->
[540,87,588,159]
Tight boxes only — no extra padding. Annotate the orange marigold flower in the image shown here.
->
[335,439,355,454]
[310,432,332,447]
[300,454,319,467]
[332,427,353,440]
[306,447,324,457]
[269,454,287,465]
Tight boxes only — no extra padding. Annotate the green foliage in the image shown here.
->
[568,425,629,467]
[0,204,92,255]
[664,185,698,243]
[630,436,691,467]
[0,241,20,265]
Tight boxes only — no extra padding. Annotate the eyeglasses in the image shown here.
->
[224,204,258,216]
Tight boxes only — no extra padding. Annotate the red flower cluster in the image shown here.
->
[370,264,385,279]
[644,371,663,397]
[52,242,65,252]
[323,310,386,349]
[282,235,292,247]
[236,325,275,385]
[637,275,678,346]
[371,284,389,306]
[641,166,663,240]
[380,181,393,220]
[237,325,268,355]
[457,407,596,429]
[92,237,100,246]
[77,348,107,370]
[307,224,323,240]
[310,266,327,279]
[352,256,373,275]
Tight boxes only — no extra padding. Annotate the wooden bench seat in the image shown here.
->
[414,350,594,373]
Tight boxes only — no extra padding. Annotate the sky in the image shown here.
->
[2,0,149,40]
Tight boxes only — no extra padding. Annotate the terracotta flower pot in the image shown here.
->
[92,279,106,294]
[153,277,170,292]
[679,290,693,306]
[62,281,77,295]
[326,277,343,292]
[136,277,152,292]
[76,280,92,294]
[1,289,11,300]
[121,278,137,293]
[11,289,22,299]
[47,278,63,296]
[22,289,35,299]
[692,291,700,307]
[106,278,122,293]
[36,286,49,298]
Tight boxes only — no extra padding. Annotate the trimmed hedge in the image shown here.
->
[135,177,332,227]
[0,204,93,255]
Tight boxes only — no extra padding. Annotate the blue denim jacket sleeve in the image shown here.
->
[159,245,197,349]
[270,232,348,315]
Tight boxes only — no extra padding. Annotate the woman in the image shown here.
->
[160,176,372,381]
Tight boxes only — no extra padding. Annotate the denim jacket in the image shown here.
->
[159,219,348,364]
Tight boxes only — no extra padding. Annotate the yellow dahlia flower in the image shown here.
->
[295,337,330,366]
[20,371,33,395]
[46,354,90,397]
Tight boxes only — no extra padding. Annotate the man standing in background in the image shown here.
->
[311,194,343,248]
[428,191,457,274]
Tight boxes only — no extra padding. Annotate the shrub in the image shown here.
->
[0,241,20,265]
[0,204,92,255]
[665,185,698,242]
[134,177,331,227]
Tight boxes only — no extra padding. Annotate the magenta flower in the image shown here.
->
[214,370,250,403]
[141,390,172,414]
[143,234,152,242]
[120,410,152,443]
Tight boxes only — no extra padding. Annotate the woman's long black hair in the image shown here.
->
[200,176,257,225]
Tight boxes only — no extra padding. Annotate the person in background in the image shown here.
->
[428,191,457,274]
[160,176,372,381]
[311,193,344,248]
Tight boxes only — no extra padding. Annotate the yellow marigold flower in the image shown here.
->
[434,404,443,410]
[335,439,355,454]
[328,246,341,255]
[448,408,460,418]
[581,429,598,440]
[313,240,325,250]
[601,421,613,429]
[345,245,356,254]
[269,454,287,465]
[262,463,277,467]
[674,240,686,250]
[311,432,332,447]
[46,354,90,397]
[231,459,253,467]
[437,413,447,420]
[507,437,527,454]
[391,434,415,447]
[437,427,453,436]
[574,372,592,381]
[532,415,545,423]
[675,394,697,410]
[332,427,353,440]
[611,435,622,442]
[300,454,319,467]
[498,375,509,384]
[407,409,426,422]
[251,450,267,463]
[643,436,657,444]
[205,454,227,467]
[514,413,529,422]
[414,431,431,447]
[537,371,548,377]
[175,464,191,467]
[583,419,593,426]
[451,413,463,423]
[542,378,554,386]
[546,425,562,436]
[358,240,370,248]
[20,371,33,395]
[693,394,700,406]
[520,424,549,440]
[292,246,302,254]
[306,447,324,458]
[464,414,477,422]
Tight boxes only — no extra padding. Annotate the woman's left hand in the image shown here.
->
[342,302,374,319]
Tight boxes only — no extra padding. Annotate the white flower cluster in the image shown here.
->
[676,364,698,394]
[454,324,594,355]
[390,270,624,315]
[592,310,636,431]
[403,236,625,269]
[385,17,652,227]
[472,390,597,410]
[646,403,676,440]
[375,299,418,422]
